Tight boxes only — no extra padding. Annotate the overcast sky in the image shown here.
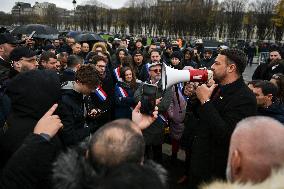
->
[0,0,128,13]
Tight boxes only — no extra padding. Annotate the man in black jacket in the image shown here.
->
[85,55,114,130]
[252,80,284,124]
[187,49,257,188]
[59,64,99,147]
[252,50,283,80]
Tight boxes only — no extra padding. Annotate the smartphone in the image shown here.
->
[28,31,36,39]
[140,83,157,115]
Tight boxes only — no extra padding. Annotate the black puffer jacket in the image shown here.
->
[58,81,91,147]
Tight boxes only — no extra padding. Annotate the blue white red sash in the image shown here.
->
[158,114,168,124]
[116,85,128,98]
[114,67,122,82]
[94,85,107,101]
[177,83,187,101]
[145,63,150,73]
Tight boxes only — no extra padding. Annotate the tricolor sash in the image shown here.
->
[177,83,187,101]
[116,85,129,98]
[145,63,150,73]
[94,85,107,101]
[114,67,122,82]
[158,113,168,124]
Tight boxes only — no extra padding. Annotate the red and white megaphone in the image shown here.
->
[161,63,213,90]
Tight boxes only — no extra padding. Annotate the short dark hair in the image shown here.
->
[88,119,145,169]
[39,51,57,63]
[247,80,262,87]
[75,64,99,89]
[150,49,161,56]
[254,80,278,97]
[67,55,83,68]
[92,55,107,65]
[220,48,247,75]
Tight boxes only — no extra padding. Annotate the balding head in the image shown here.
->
[226,116,284,183]
[88,119,145,170]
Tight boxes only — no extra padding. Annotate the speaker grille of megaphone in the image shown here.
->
[162,63,213,90]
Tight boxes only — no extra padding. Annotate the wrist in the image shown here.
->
[38,133,51,141]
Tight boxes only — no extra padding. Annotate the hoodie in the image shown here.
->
[0,70,61,168]
[58,81,91,147]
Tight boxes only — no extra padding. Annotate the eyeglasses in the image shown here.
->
[150,68,161,73]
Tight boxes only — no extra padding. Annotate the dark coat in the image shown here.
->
[186,78,257,188]
[257,102,284,124]
[0,134,57,189]
[0,70,61,169]
[252,62,284,80]
[199,57,215,69]
[60,68,75,83]
[139,63,150,82]
[114,81,138,119]
[58,81,91,147]
[134,80,172,145]
[85,73,114,129]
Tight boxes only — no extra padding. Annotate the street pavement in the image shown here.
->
[162,61,259,189]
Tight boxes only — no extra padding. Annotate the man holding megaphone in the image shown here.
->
[163,49,257,188]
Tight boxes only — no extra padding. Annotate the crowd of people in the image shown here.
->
[0,32,284,189]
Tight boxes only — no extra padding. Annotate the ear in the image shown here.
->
[228,63,236,73]
[231,149,241,181]
[14,61,21,69]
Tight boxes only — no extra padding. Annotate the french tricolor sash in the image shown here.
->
[116,85,129,98]
[177,83,187,101]
[158,113,168,124]
[114,67,122,82]
[145,63,150,73]
[94,86,107,101]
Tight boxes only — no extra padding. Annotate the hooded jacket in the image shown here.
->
[58,81,91,147]
[201,168,284,189]
[0,70,61,169]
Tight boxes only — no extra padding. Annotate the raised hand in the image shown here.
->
[33,104,63,138]
[132,101,158,130]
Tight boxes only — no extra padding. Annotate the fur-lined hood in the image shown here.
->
[201,168,284,189]
[52,142,168,189]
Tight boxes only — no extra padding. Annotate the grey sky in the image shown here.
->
[0,0,128,13]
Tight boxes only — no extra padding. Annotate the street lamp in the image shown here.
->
[72,0,77,11]
[72,0,77,30]
[17,2,21,25]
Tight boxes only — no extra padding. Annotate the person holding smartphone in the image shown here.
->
[134,62,172,164]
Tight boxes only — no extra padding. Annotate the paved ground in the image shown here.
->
[162,60,259,188]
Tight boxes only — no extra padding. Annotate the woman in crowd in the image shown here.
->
[114,67,139,119]
[167,52,187,162]
[182,48,197,68]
